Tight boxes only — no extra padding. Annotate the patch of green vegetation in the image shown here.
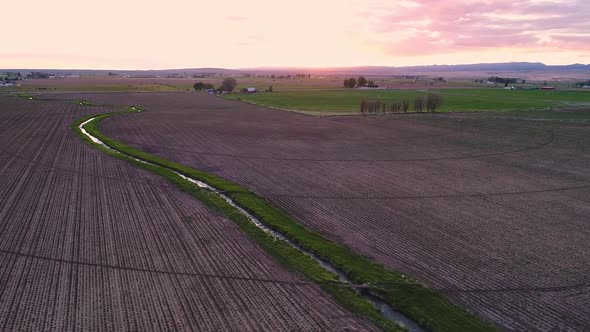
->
[10,93,35,100]
[78,100,95,106]
[73,112,402,332]
[227,193,494,331]
[73,111,498,332]
[223,88,590,115]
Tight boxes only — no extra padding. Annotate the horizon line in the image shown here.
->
[2,61,590,72]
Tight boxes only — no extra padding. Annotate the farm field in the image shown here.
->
[0,95,376,331]
[224,88,590,115]
[10,76,347,92]
[13,77,194,92]
[7,76,478,93]
[67,91,590,331]
[5,0,590,329]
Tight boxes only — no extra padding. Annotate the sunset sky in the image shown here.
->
[2,0,589,69]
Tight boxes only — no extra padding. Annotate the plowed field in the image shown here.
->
[78,91,590,331]
[0,94,375,331]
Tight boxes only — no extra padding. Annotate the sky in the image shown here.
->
[2,0,589,69]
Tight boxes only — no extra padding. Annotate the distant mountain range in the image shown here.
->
[241,62,590,75]
[3,62,590,77]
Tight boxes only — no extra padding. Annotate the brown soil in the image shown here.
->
[87,92,590,331]
[0,95,375,331]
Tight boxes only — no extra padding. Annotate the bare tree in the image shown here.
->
[402,98,409,113]
[413,96,426,112]
[388,101,401,113]
[360,99,367,114]
[426,93,443,112]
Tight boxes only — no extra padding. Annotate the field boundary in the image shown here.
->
[222,88,590,117]
[224,95,541,117]
[221,95,326,116]
[73,110,498,332]
[73,112,403,332]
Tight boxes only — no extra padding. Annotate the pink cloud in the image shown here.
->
[549,35,590,49]
[366,0,590,56]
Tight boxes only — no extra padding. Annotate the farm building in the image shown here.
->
[240,87,257,94]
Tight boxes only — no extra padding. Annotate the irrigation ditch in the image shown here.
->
[72,104,498,332]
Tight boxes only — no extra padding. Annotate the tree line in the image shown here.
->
[360,93,443,114]
[487,76,518,87]
[194,78,276,93]
[193,82,215,90]
[193,77,237,92]
[344,76,377,88]
[270,74,310,79]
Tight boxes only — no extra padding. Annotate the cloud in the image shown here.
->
[1,0,588,68]
[361,0,590,56]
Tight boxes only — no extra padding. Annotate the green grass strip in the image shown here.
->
[74,111,498,332]
[78,100,95,106]
[73,112,402,332]
[11,93,35,100]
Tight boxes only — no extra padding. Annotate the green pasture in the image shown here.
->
[224,88,590,115]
